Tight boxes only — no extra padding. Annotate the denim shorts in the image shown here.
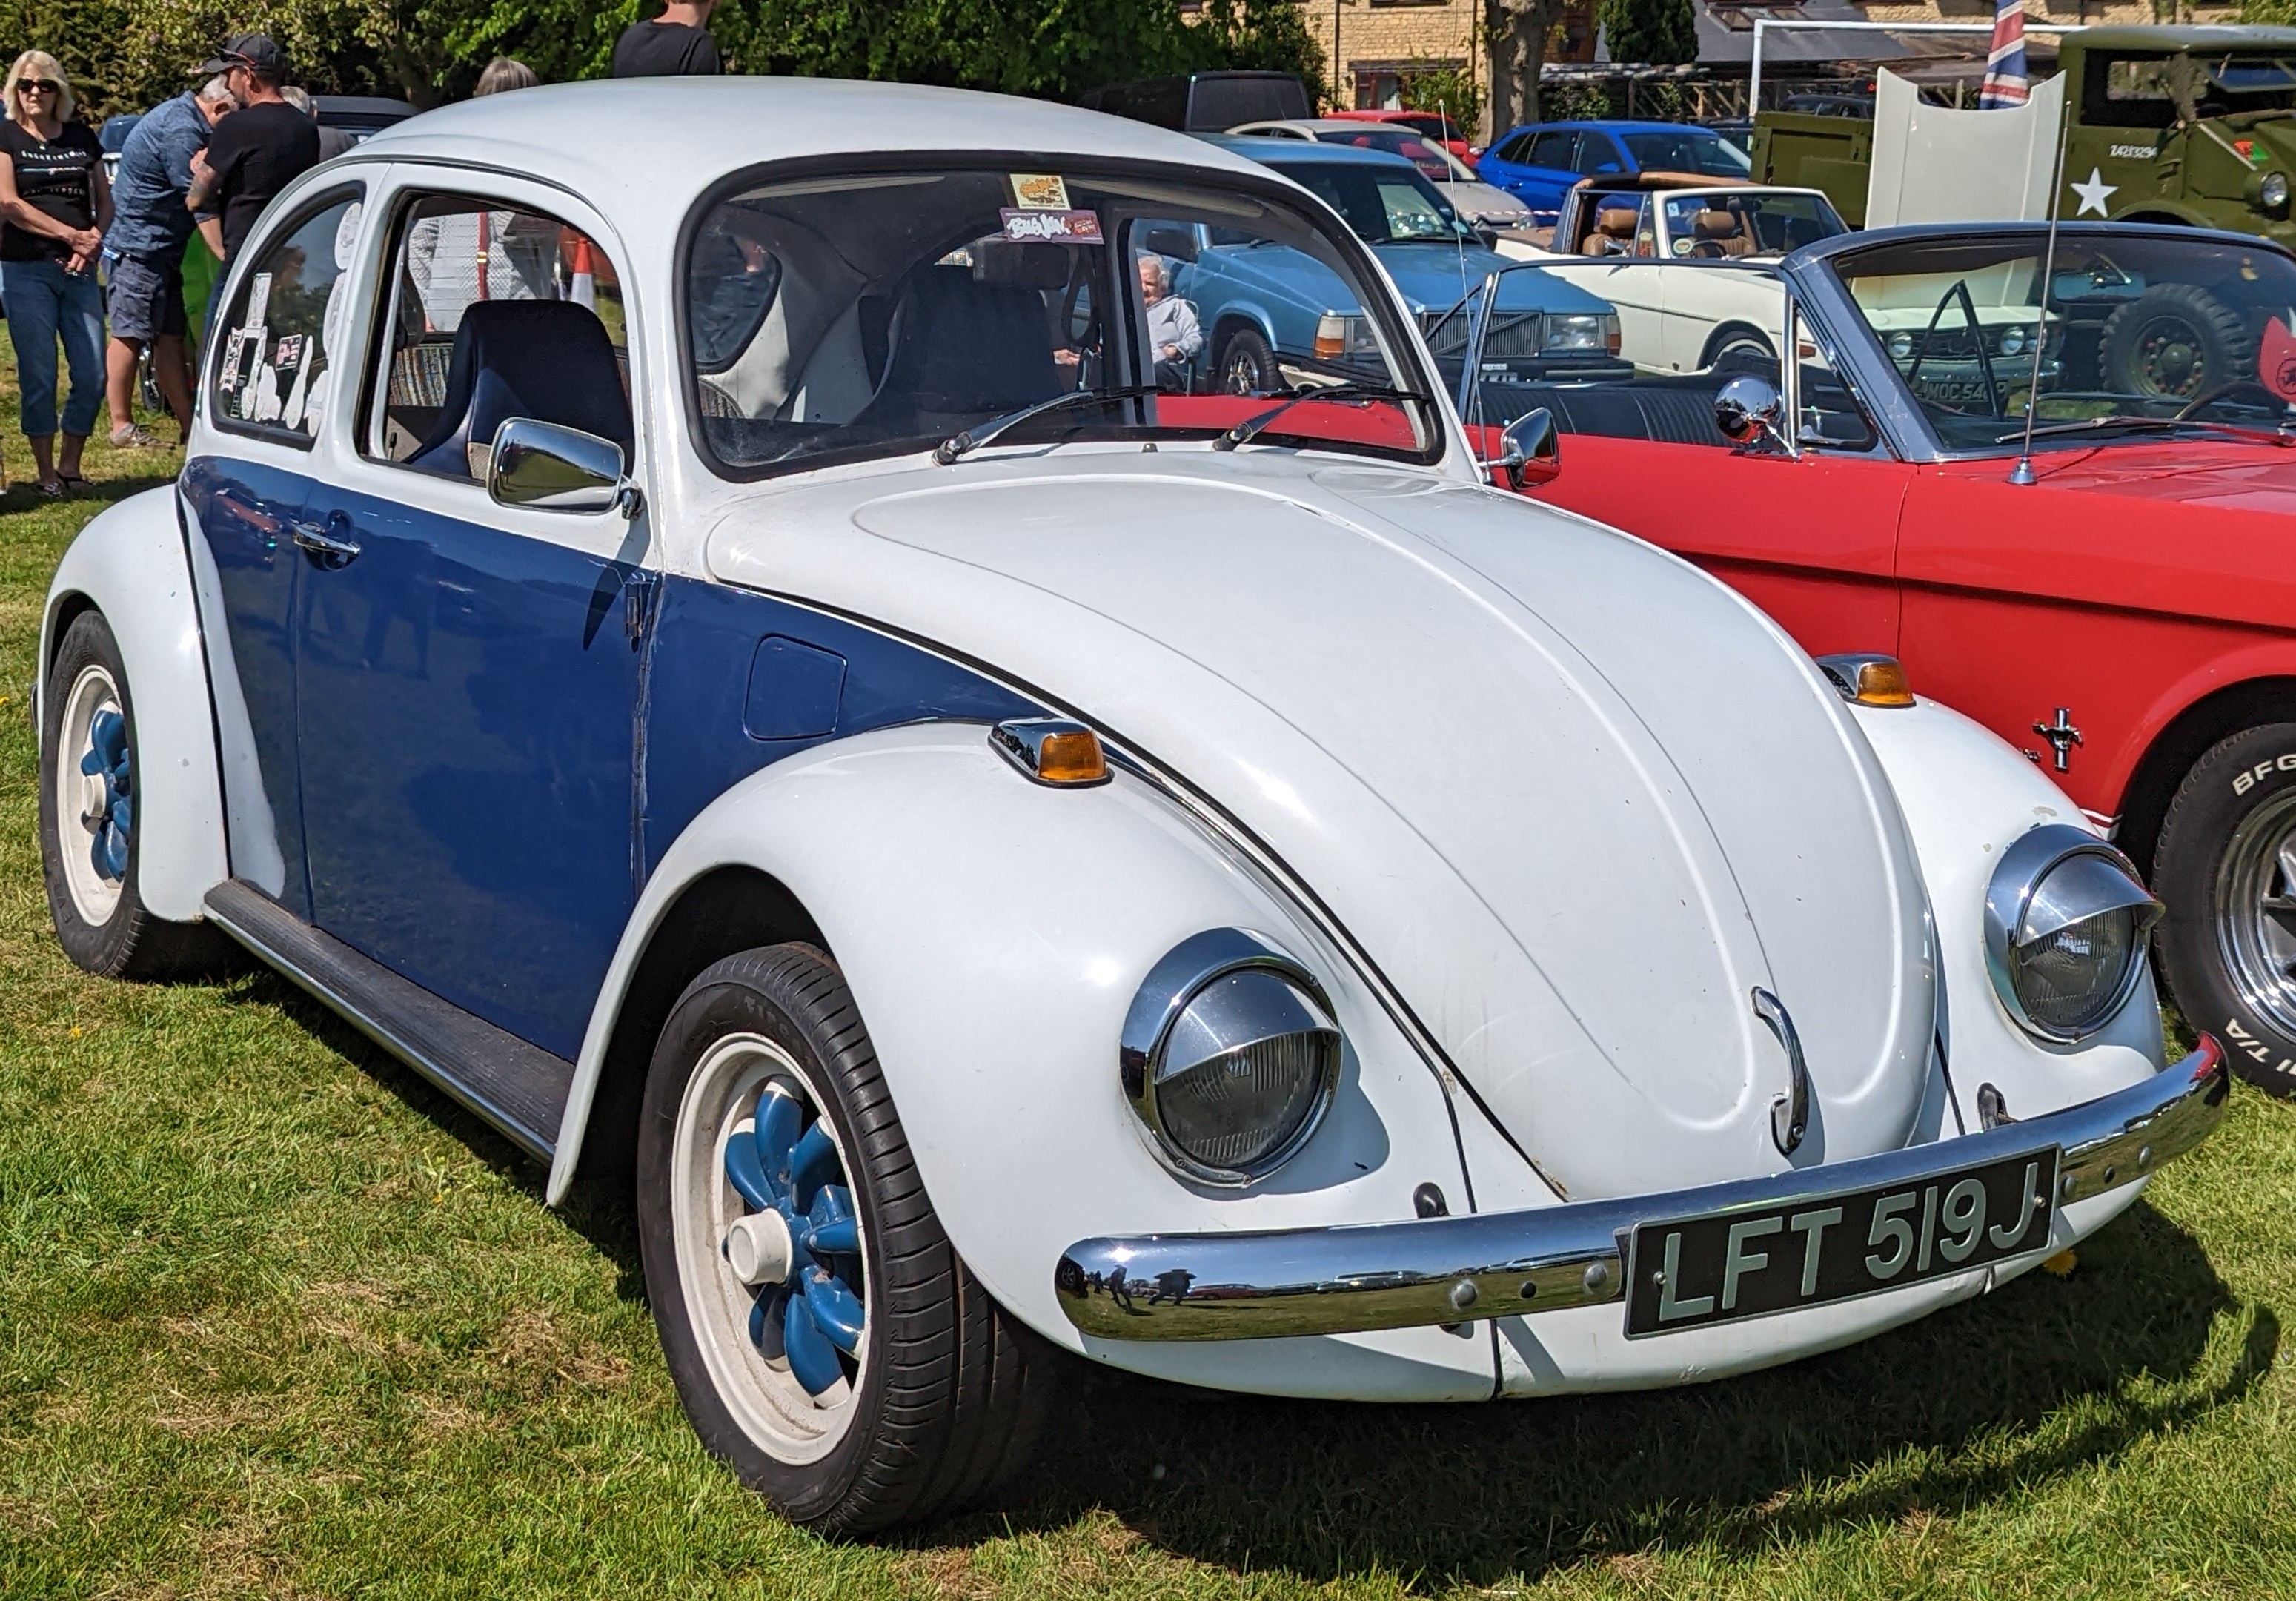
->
[105,250,186,342]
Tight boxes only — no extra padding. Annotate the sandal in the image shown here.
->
[56,473,91,492]
[33,477,62,497]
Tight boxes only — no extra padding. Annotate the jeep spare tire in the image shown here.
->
[2154,720,2296,1098]
[2101,282,2252,403]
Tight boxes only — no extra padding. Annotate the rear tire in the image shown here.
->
[39,609,230,980]
[636,944,1054,1532]
[2100,283,2251,405]
[1217,327,1279,395]
[2154,722,2296,1097]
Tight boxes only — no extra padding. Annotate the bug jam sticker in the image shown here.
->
[1001,208,1102,242]
[1009,173,1071,210]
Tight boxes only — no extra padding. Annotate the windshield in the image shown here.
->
[686,165,1439,474]
[1659,190,1845,256]
[1267,159,1475,244]
[1831,232,2296,452]
[1620,129,1752,179]
[1318,127,1459,182]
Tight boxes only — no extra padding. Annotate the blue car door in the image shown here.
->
[187,183,373,923]
[288,179,648,1061]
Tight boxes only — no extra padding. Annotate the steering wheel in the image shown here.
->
[2176,379,2280,420]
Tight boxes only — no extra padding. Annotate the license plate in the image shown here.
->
[1621,1147,2060,1338]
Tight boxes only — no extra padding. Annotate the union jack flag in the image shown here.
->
[1979,0,2029,108]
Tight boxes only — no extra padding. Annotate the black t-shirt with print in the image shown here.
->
[204,99,321,260]
[611,19,722,76]
[0,119,99,262]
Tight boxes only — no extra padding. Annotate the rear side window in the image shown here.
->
[362,190,630,480]
[1527,130,1579,169]
[209,186,365,446]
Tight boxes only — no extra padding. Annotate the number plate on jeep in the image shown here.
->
[1620,1147,2060,1338]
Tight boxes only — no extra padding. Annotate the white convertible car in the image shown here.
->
[37,80,2226,1532]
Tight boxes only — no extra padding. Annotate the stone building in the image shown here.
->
[1295,0,1602,114]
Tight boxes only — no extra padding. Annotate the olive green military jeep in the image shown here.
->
[1754,25,2296,241]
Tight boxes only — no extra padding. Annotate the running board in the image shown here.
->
[203,880,572,1161]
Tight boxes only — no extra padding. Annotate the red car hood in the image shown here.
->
[1942,438,2296,512]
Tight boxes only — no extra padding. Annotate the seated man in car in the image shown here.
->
[1137,253,1201,390]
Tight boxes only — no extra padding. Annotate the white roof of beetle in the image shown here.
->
[351,78,1274,239]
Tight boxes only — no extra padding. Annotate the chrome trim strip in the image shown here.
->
[1052,1037,2229,1342]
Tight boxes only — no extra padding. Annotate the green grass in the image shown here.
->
[1,382,2294,1600]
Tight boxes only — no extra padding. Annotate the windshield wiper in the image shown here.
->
[1992,413,2296,445]
[1212,382,1426,451]
[935,385,1163,465]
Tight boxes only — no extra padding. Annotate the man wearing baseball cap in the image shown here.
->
[184,33,318,262]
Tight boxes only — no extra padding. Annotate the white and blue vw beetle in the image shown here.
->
[38,79,2228,1532]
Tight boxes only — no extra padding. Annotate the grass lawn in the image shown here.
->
[0,374,2292,1601]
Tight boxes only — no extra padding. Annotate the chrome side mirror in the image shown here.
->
[1488,406,1561,490]
[488,417,641,517]
[1713,374,1786,452]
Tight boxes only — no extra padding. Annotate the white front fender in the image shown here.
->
[1850,695,2168,1124]
[555,722,1507,1400]
[39,487,228,922]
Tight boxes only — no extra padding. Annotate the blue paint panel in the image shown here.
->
[183,455,316,921]
[744,637,846,741]
[293,479,642,1060]
[642,576,1039,875]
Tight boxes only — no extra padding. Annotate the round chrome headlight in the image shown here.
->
[2266,170,2290,211]
[1888,331,1914,360]
[1120,929,1342,1186]
[1999,325,2026,357]
[1983,825,2163,1043]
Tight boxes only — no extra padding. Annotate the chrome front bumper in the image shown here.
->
[1054,1036,2229,1342]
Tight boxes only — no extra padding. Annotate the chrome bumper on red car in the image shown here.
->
[1054,1037,2229,1342]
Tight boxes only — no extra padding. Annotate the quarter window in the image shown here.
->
[362,190,631,483]
[1527,130,1579,170]
[208,187,365,446]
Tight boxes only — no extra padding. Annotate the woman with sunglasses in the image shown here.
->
[0,51,109,494]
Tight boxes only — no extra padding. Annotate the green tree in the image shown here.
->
[1597,0,1694,66]
[1400,57,1480,135]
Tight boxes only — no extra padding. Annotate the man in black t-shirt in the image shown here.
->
[183,34,320,261]
[611,0,723,77]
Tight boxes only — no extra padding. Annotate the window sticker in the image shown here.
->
[1000,208,1101,243]
[243,271,273,336]
[334,201,363,271]
[253,363,282,422]
[1009,173,1071,210]
[2261,311,2296,401]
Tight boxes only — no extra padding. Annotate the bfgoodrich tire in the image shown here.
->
[39,609,230,980]
[635,944,1055,1533]
[2154,721,2296,1097]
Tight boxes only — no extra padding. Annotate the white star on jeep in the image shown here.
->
[2069,167,2117,218]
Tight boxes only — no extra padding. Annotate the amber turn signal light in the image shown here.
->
[989,718,1112,786]
[1814,653,1914,709]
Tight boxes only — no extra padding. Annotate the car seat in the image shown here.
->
[1582,205,1639,256]
[407,301,634,480]
[850,265,1061,439]
[1691,209,1753,258]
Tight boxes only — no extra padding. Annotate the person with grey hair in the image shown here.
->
[102,70,235,447]
[1137,253,1201,390]
[474,57,538,95]
[405,61,557,331]
[277,84,354,159]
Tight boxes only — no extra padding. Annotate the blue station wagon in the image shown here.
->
[1178,138,1630,391]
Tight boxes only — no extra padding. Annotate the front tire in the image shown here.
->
[636,944,1053,1532]
[1217,327,1278,395]
[39,609,225,979]
[2154,721,2296,1097]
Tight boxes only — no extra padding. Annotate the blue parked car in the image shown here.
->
[1175,138,1629,392]
[1476,122,1752,222]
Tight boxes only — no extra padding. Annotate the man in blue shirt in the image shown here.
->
[102,73,235,448]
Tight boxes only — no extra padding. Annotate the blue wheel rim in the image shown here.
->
[726,1081,866,1399]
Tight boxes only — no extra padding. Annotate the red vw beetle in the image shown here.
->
[1477,222,2296,1095]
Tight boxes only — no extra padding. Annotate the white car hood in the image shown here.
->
[704,451,1933,1199]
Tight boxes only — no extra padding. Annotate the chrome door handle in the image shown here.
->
[290,520,362,567]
